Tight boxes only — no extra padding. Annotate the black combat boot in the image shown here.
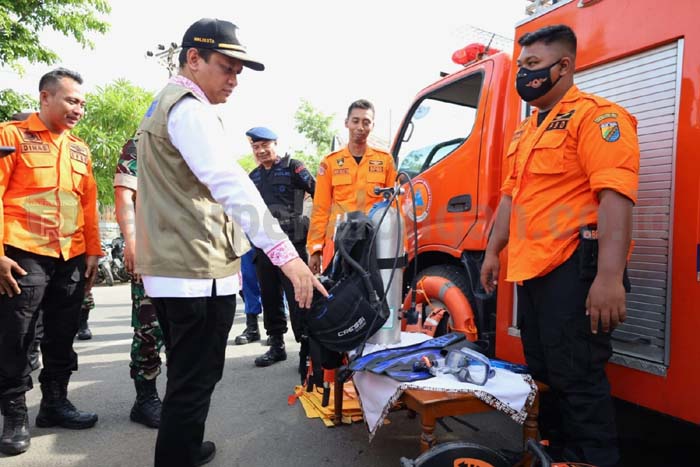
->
[76,309,92,340]
[234,314,261,345]
[130,378,161,428]
[0,395,30,456]
[35,380,98,429]
[28,338,41,371]
[254,335,287,367]
[195,441,216,466]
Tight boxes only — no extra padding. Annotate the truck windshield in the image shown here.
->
[396,72,483,178]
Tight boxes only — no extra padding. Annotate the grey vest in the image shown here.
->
[134,83,248,279]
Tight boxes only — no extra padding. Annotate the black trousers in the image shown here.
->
[254,242,308,340]
[0,246,85,400]
[152,293,236,467]
[518,250,620,467]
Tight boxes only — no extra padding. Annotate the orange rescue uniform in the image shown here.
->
[501,85,639,282]
[0,113,101,259]
[307,146,397,254]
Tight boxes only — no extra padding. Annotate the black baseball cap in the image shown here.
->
[181,18,264,71]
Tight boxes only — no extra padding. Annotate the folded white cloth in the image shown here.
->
[353,332,537,440]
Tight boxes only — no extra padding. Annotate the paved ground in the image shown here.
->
[1,284,524,467]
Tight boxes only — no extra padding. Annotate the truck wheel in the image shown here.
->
[410,264,476,339]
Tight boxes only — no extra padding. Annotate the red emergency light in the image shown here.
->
[451,43,500,66]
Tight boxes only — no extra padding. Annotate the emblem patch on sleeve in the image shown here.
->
[599,121,620,142]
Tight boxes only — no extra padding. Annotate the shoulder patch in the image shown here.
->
[594,112,618,123]
[600,121,621,142]
[318,162,327,176]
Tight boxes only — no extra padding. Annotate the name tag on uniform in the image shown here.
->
[21,143,50,153]
[369,166,384,173]
[69,143,88,164]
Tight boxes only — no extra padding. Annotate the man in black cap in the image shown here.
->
[134,18,326,467]
[246,128,315,375]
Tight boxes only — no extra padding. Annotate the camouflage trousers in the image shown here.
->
[130,280,164,381]
[81,290,95,314]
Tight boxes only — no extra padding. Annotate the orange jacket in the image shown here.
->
[0,113,101,259]
[501,85,639,281]
[307,146,397,254]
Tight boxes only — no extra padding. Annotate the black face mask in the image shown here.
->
[516,59,562,102]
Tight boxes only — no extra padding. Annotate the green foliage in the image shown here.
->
[292,150,320,178]
[72,79,153,207]
[0,0,111,74]
[0,88,37,121]
[237,153,257,173]
[294,99,334,157]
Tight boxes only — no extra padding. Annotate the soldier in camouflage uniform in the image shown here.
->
[114,137,164,428]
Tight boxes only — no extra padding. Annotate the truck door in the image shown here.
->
[394,61,492,253]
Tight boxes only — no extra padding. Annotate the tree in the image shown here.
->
[0,88,37,121]
[294,99,334,157]
[237,154,257,173]
[72,79,153,207]
[0,0,111,73]
[293,99,335,176]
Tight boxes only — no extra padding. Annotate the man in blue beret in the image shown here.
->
[246,127,315,376]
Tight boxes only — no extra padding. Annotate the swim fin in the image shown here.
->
[348,332,466,373]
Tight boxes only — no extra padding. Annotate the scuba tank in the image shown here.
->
[367,195,406,346]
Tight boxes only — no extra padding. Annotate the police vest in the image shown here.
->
[250,155,308,242]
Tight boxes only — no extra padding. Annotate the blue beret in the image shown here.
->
[245,127,277,142]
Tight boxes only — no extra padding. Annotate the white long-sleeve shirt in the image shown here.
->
[142,76,298,298]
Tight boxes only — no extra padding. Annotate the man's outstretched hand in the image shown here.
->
[281,257,328,308]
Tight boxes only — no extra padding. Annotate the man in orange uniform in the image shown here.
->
[480,26,639,467]
[307,99,397,273]
[0,68,101,456]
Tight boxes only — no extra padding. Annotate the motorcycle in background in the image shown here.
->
[110,235,130,282]
[96,242,114,286]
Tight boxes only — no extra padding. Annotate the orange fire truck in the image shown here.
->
[395,0,699,424]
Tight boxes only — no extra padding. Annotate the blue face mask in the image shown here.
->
[516,59,562,102]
